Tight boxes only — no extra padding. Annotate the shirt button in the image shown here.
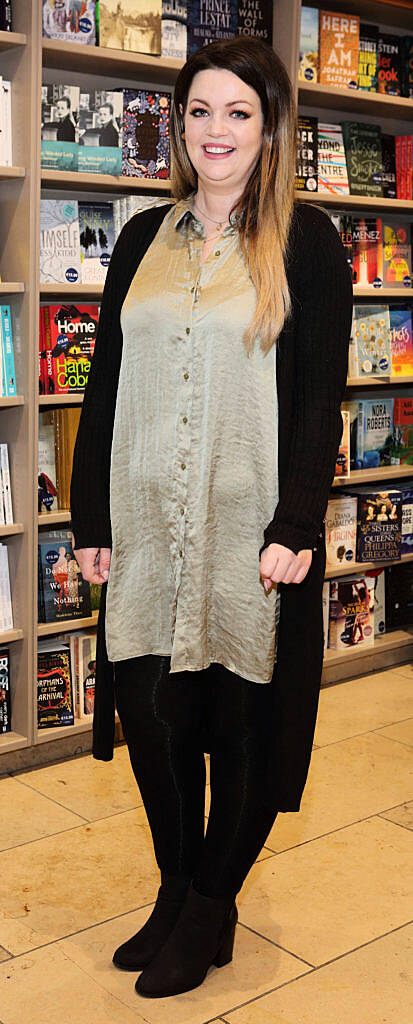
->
[179,550,183,557]
[180,508,185,515]
[181,462,186,470]
[183,372,189,380]
[215,250,221,256]
[182,416,188,424]
[190,286,195,292]
[185,327,190,334]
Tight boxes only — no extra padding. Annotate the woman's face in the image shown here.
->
[181,68,264,193]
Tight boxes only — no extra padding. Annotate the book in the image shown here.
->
[39,407,81,510]
[389,308,413,377]
[38,529,91,624]
[381,135,397,200]
[400,36,413,99]
[42,0,96,43]
[122,88,171,178]
[0,78,12,165]
[0,444,13,525]
[391,397,413,466]
[400,479,413,555]
[352,217,383,287]
[352,305,391,377]
[365,568,386,635]
[385,562,413,627]
[318,9,359,90]
[381,220,412,289]
[347,311,359,379]
[40,199,81,285]
[78,89,123,175]
[344,484,402,562]
[187,0,238,55]
[317,122,349,195]
[299,5,318,82]
[41,303,99,394]
[322,580,329,649]
[358,22,378,92]
[378,33,401,96]
[0,648,10,732]
[79,202,115,283]
[0,1,12,31]
[99,0,162,54]
[0,305,17,396]
[328,575,374,650]
[342,121,383,198]
[70,632,96,717]
[335,408,350,477]
[237,0,272,45]
[161,0,187,59]
[295,116,318,192]
[325,495,357,568]
[37,639,74,728]
[0,543,13,631]
[41,84,79,172]
[342,399,360,468]
[357,398,393,469]
[38,417,58,513]
[330,212,353,273]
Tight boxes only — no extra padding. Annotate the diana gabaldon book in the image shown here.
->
[318,10,359,90]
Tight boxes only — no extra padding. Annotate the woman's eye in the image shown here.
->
[231,110,250,119]
[189,107,209,117]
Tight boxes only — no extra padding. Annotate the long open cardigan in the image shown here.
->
[70,200,353,813]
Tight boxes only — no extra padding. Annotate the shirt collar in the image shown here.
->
[173,191,240,238]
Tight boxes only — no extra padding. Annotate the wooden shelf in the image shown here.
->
[35,718,93,744]
[39,282,104,297]
[41,169,171,193]
[0,282,24,294]
[297,192,413,213]
[325,552,413,579]
[0,165,25,180]
[299,81,413,120]
[0,396,24,407]
[333,465,413,486]
[347,375,413,386]
[0,523,24,537]
[39,394,84,406]
[38,510,71,526]
[0,730,29,753]
[353,286,413,299]
[0,29,26,50]
[42,38,183,82]
[37,612,98,637]
[0,628,23,644]
[324,626,413,668]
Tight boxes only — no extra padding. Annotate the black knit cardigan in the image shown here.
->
[70,200,353,813]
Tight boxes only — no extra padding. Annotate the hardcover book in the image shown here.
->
[41,84,79,172]
[352,217,383,286]
[342,121,383,198]
[325,495,357,568]
[99,0,162,54]
[400,479,413,555]
[378,33,401,96]
[358,22,378,91]
[357,398,393,469]
[295,116,318,192]
[0,650,10,733]
[299,5,318,82]
[328,575,374,650]
[319,10,359,90]
[40,199,81,285]
[237,0,272,45]
[381,134,397,200]
[391,397,413,466]
[381,220,412,289]
[42,0,96,43]
[41,303,99,394]
[187,0,238,55]
[122,89,171,178]
[78,90,123,175]
[389,308,413,377]
[79,202,115,283]
[317,122,349,194]
[352,305,391,377]
[38,530,91,624]
[37,640,74,728]
[161,0,187,59]
[346,485,402,563]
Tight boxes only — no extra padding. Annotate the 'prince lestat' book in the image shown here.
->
[342,121,383,198]
[187,0,238,55]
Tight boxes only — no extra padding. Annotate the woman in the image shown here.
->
[71,36,353,999]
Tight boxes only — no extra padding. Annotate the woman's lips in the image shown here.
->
[201,144,235,160]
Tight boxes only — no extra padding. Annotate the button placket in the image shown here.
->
[174,251,199,583]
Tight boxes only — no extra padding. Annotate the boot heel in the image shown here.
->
[213,906,237,968]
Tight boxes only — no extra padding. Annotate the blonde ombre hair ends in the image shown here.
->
[170,37,297,357]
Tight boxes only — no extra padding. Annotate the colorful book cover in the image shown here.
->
[99,0,162,54]
[357,398,393,469]
[330,212,353,272]
[78,90,123,174]
[390,308,413,377]
[40,199,81,285]
[319,10,359,89]
[0,305,17,396]
[299,5,318,82]
[347,312,359,379]
[381,134,397,200]
[400,37,413,99]
[353,486,402,563]
[37,640,74,728]
[0,649,10,733]
[122,88,171,178]
[352,305,391,377]
[42,0,96,43]
[38,417,58,513]
[187,0,238,55]
[42,304,99,394]
[342,121,383,198]
[391,397,413,466]
[237,0,272,45]
[295,116,318,192]
[317,122,349,194]
[79,202,115,283]
[335,408,350,477]
[400,479,413,555]
[38,530,91,624]
[79,634,96,716]
[161,0,187,59]
[381,220,412,289]
[358,22,378,91]
[352,217,383,287]
[378,33,401,96]
[41,84,79,172]
[325,496,357,568]
[328,575,374,649]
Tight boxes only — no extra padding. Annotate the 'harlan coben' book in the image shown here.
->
[99,0,162,54]
[317,122,349,195]
[41,303,99,394]
[342,121,383,198]
[187,0,238,55]
[295,116,318,192]
[299,6,318,83]
[78,89,123,175]
[318,10,359,90]
[40,199,81,285]
[41,83,79,172]
[37,640,74,728]
[122,88,171,178]
[42,0,96,43]
[79,202,115,283]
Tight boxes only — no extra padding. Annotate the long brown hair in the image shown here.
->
[171,36,297,356]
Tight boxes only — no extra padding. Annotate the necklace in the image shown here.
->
[194,198,230,231]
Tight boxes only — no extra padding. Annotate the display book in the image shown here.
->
[0,648,10,734]
[39,301,99,396]
[298,7,413,98]
[329,215,412,289]
[342,395,413,471]
[347,305,413,378]
[38,407,81,513]
[38,528,92,624]
[37,630,96,729]
[0,306,17,398]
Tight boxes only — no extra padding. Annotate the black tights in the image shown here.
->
[114,655,278,900]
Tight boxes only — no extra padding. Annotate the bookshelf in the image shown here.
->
[0,0,412,773]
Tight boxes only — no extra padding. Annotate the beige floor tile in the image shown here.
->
[14,745,142,822]
[0,944,148,1024]
[314,669,413,747]
[264,731,413,852]
[0,808,159,946]
[223,923,413,1024]
[58,906,311,1024]
[375,717,413,748]
[0,910,52,957]
[237,816,413,966]
[380,799,413,831]
[0,775,86,852]
[0,945,11,962]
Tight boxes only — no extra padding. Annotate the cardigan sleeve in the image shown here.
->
[259,207,353,557]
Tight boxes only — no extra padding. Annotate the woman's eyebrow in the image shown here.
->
[188,98,254,106]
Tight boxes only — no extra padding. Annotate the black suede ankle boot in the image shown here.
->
[135,882,238,998]
[112,874,190,971]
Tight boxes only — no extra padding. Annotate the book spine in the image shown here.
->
[39,307,45,395]
[401,136,407,200]
[0,459,5,527]
[113,198,121,242]
[357,401,364,467]
[0,304,16,396]
[0,444,13,525]
[0,544,13,631]
[43,306,56,395]
[395,136,401,198]
[0,1,12,31]
[407,136,413,201]
[0,81,12,165]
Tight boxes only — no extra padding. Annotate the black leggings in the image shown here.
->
[114,655,278,900]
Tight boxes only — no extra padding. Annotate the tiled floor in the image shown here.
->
[0,665,412,1024]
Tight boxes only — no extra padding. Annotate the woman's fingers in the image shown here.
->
[260,543,313,587]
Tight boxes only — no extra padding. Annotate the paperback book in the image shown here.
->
[400,479,413,555]
[40,303,99,395]
[38,418,57,513]
[0,1,12,31]
[38,407,81,510]
[352,217,383,287]
[381,135,397,200]
[237,0,272,44]
[187,0,238,55]
[389,308,413,377]
[330,212,353,272]
[122,88,171,178]
[40,199,81,285]
[79,202,115,283]
[299,5,318,82]
[42,0,96,43]
[381,220,412,289]
[0,650,10,733]
[161,0,187,59]
[400,37,413,99]
[352,305,391,377]
[358,22,378,91]
[365,568,386,636]
[295,116,318,192]
[391,397,413,466]
[99,0,162,54]
[378,33,401,96]
[325,495,357,568]
[342,121,383,198]
[78,89,123,174]
[343,485,402,563]
[318,10,359,89]
[317,122,349,195]
[38,529,91,624]
[41,84,79,172]
[335,408,350,477]
[0,305,17,397]
[69,631,96,718]
[357,398,393,469]
[37,640,74,729]
[0,543,13,631]
[328,575,374,650]
[0,444,13,526]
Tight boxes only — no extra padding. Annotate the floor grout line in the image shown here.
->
[237,921,315,968]
[313,715,413,750]
[372,731,413,751]
[263,800,413,856]
[7,776,90,824]
[377,813,413,833]
[56,943,150,1019]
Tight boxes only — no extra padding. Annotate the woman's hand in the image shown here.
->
[260,542,312,591]
[73,547,111,585]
